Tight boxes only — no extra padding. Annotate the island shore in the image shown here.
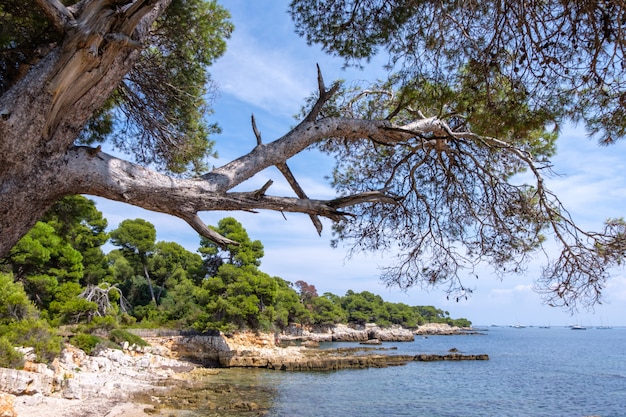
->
[1,323,486,416]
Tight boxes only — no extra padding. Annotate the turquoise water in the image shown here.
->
[189,327,626,417]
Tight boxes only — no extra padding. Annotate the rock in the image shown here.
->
[330,324,369,342]
[414,353,489,361]
[141,334,229,366]
[0,368,53,396]
[413,323,484,335]
[282,323,415,343]
[230,400,259,411]
[0,393,16,417]
[360,339,382,345]
[140,329,488,371]
[369,326,414,342]
[15,348,35,363]
[414,323,461,335]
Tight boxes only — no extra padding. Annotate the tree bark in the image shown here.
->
[0,0,169,257]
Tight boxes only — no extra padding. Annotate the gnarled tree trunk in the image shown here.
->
[0,0,170,257]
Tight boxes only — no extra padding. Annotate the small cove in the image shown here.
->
[148,326,626,416]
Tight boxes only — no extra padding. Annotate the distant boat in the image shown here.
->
[597,326,613,329]
[539,325,551,329]
[570,325,587,330]
[511,324,526,329]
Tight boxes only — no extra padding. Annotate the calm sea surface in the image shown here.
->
[174,326,626,417]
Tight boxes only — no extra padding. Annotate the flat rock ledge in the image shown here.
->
[139,330,488,371]
[263,352,489,371]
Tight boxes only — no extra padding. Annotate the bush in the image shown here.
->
[132,304,160,323]
[83,315,118,334]
[49,298,98,324]
[0,318,62,363]
[108,329,148,347]
[119,313,136,327]
[0,272,35,323]
[0,337,24,369]
[70,333,102,355]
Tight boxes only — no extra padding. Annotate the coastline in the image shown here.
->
[2,323,484,416]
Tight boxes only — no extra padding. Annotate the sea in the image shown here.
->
[164,326,626,417]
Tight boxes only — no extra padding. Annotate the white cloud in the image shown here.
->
[210,21,316,118]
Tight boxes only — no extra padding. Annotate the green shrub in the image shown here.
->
[132,304,161,325]
[70,333,102,355]
[85,315,118,332]
[0,337,24,369]
[0,318,62,363]
[49,298,98,324]
[0,273,35,323]
[108,329,148,347]
[119,313,136,327]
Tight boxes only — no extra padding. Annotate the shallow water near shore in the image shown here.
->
[156,326,626,417]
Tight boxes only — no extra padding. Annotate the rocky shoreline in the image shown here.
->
[0,323,487,416]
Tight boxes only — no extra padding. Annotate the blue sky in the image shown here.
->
[95,0,626,326]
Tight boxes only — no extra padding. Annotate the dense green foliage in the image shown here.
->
[290,0,626,144]
[287,1,626,308]
[0,196,470,363]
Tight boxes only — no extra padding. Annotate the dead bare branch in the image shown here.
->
[276,162,324,235]
[251,113,262,146]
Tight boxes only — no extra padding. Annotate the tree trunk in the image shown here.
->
[142,262,157,306]
[0,0,171,257]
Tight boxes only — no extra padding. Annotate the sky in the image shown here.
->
[95,0,626,327]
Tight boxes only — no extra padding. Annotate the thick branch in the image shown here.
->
[35,0,76,33]
[205,117,444,191]
[59,147,398,245]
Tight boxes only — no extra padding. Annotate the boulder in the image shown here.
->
[414,323,461,335]
[329,324,369,342]
[0,368,52,396]
[369,326,414,342]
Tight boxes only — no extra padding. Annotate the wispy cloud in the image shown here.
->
[210,23,317,118]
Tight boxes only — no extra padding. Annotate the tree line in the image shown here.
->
[0,195,470,366]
